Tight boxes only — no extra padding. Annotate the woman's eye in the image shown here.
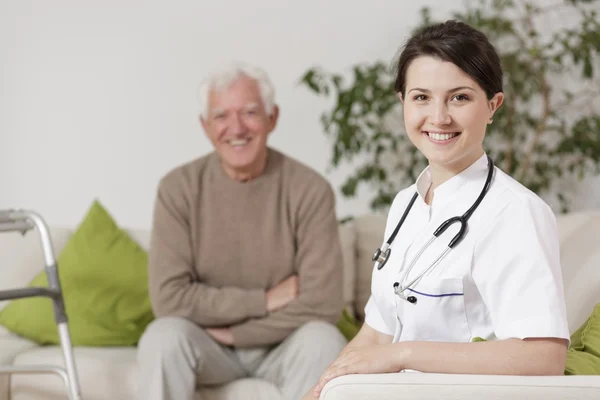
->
[452,94,469,102]
[413,94,427,101]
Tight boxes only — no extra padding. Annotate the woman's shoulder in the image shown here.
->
[484,166,557,227]
[492,167,549,205]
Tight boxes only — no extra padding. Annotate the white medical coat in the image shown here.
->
[365,153,571,344]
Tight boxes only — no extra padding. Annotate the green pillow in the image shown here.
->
[337,308,362,341]
[0,200,155,346]
[565,348,600,375]
[565,303,600,375]
[470,315,600,376]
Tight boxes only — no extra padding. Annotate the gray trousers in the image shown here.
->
[136,317,347,400]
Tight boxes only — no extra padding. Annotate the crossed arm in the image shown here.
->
[203,276,299,345]
[147,171,344,348]
[148,181,308,342]
[302,323,568,399]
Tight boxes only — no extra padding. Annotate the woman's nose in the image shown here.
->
[430,103,452,126]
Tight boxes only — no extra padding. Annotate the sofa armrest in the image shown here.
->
[320,373,600,400]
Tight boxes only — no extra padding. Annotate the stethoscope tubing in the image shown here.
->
[374,156,495,304]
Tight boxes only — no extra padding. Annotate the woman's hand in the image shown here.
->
[312,344,405,398]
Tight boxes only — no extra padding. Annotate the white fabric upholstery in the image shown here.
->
[0,228,71,312]
[321,373,600,400]
[1,209,599,400]
[338,220,357,314]
[10,346,138,400]
[555,210,600,332]
[0,326,38,400]
[353,214,386,321]
[9,346,280,400]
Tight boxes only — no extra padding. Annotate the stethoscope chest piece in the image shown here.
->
[372,246,391,270]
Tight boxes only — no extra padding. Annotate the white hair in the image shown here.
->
[197,62,276,119]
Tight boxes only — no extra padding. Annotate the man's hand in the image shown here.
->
[266,274,299,312]
[205,327,234,346]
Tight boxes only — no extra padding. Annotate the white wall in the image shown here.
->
[1,0,598,230]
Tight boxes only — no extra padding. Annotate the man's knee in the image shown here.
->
[290,320,347,353]
[138,316,205,358]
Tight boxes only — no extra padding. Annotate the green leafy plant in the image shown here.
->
[300,0,600,212]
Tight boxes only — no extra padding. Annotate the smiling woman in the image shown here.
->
[394,20,504,192]
[303,20,570,400]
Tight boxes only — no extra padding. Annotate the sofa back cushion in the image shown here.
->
[353,214,386,321]
[338,221,357,314]
[0,218,357,318]
[0,227,72,312]
[556,211,600,333]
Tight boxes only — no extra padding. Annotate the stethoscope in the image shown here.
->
[372,155,495,305]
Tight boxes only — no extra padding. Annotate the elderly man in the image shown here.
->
[136,63,347,400]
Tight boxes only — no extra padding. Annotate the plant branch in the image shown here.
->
[516,1,552,181]
[519,72,551,180]
[554,86,600,113]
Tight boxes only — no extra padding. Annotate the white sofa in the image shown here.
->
[1,210,600,400]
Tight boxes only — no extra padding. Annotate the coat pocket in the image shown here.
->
[398,277,471,342]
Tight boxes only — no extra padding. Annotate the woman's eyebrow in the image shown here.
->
[408,86,476,94]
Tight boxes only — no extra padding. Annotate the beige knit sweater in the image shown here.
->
[147,148,344,348]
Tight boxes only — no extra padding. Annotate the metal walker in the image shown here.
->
[0,209,83,400]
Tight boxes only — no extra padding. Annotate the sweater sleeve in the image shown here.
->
[147,173,268,326]
[230,179,344,347]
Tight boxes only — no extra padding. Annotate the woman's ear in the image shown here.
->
[488,92,504,119]
[398,92,404,104]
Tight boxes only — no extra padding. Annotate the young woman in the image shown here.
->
[305,20,570,399]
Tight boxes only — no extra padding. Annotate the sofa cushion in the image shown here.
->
[555,211,600,333]
[321,372,600,400]
[10,345,138,400]
[10,346,281,400]
[336,308,361,341]
[0,325,38,400]
[0,325,37,366]
[566,349,600,376]
[0,227,71,312]
[565,303,600,375]
[353,214,386,321]
[0,200,154,346]
[338,220,357,315]
[581,303,600,358]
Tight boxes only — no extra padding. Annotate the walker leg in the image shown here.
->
[0,209,83,400]
[58,322,82,400]
[34,212,83,400]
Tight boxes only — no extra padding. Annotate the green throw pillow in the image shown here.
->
[565,303,600,375]
[569,315,589,352]
[0,200,155,346]
[337,308,362,341]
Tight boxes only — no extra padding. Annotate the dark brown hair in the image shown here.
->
[394,20,503,99]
